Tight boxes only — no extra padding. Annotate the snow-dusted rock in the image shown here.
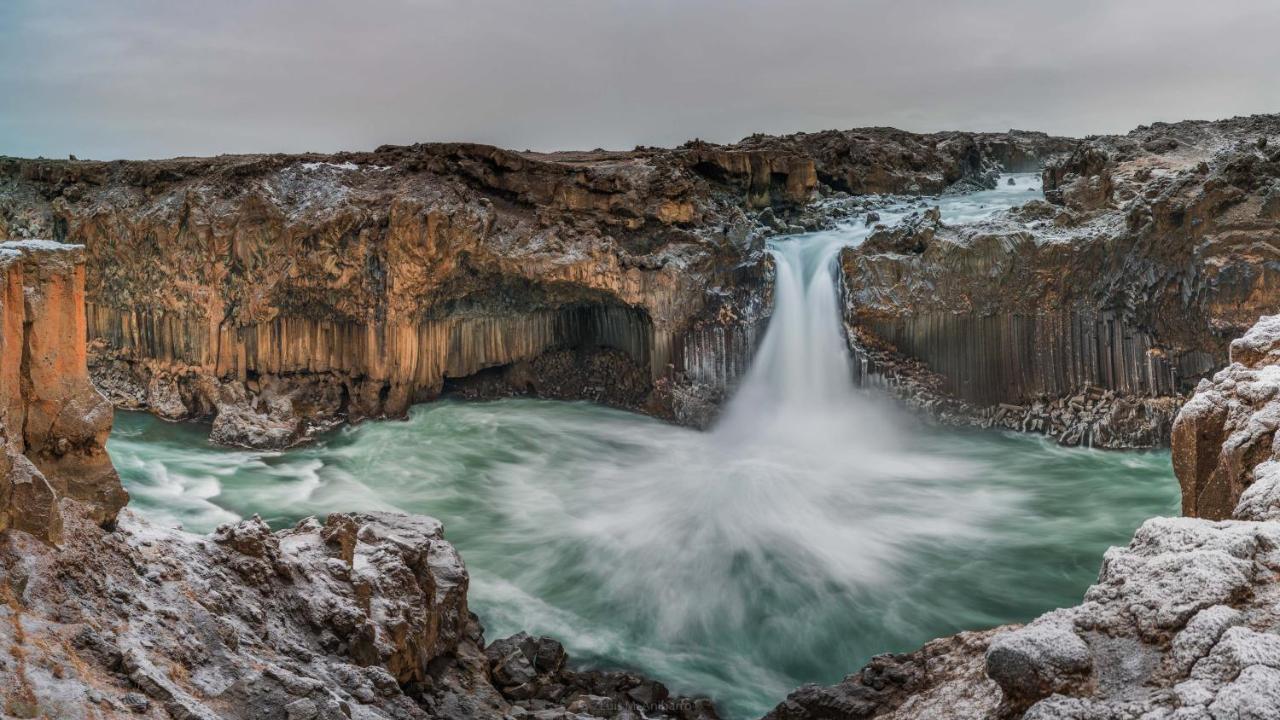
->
[0,505,716,719]
[1173,314,1280,520]
[985,622,1092,710]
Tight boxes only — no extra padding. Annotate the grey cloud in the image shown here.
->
[2,0,1278,159]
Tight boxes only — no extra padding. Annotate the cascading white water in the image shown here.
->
[719,238,852,421]
[109,174,1180,719]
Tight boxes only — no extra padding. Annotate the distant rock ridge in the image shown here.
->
[0,239,125,543]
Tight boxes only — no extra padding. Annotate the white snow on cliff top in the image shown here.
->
[301,161,359,172]
[298,161,391,172]
[0,239,84,252]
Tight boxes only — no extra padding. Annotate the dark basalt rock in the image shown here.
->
[842,114,1280,448]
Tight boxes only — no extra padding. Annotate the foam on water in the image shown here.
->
[108,174,1179,719]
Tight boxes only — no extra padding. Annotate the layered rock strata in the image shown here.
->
[766,312,1280,718]
[843,115,1280,447]
[0,129,1069,448]
[0,240,125,543]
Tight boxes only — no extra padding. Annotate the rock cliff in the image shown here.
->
[0,129,1068,448]
[0,240,125,543]
[843,115,1280,447]
[0,243,716,719]
[766,312,1280,718]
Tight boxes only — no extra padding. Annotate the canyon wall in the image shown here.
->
[4,143,796,446]
[0,236,714,719]
[0,129,1066,447]
[0,240,125,543]
[843,115,1280,447]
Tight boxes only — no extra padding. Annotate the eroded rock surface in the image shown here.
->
[0,240,125,543]
[0,506,717,720]
[1173,313,1280,520]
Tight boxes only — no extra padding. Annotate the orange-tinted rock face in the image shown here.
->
[1,142,810,446]
[0,240,126,542]
[1172,314,1280,519]
[0,130,1071,447]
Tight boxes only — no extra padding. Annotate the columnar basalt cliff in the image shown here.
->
[3,143,813,447]
[0,129,1070,447]
[766,312,1280,719]
[0,249,716,719]
[0,240,125,542]
[0,505,721,719]
[842,115,1280,447]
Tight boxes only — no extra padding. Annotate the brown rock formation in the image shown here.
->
[1172,314,1280,520]
[0,240,125,542]
[733,128,1074,195]
[0,127,1065,447]
[843,115,1280,447]
[3,143,793,446]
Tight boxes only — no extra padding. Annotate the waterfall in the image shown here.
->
[711,224,887,451]
[720,236,853,416]
[114,175,1115,720]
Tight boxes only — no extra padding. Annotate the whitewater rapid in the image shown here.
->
[108,174,1180,718]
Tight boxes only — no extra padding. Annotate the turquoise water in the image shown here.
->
[109,403,1177,719]
[105,174,1180,718]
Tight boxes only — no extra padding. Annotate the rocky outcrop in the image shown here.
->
[731,129,1074,195]
[0,240,125,543]
[767,313,1280,719]
[0,127,1069,448]
[2,144,796,447]
[850,324,1182,448]
[843,115,1280,447]
[0,505,717,719]
[1172,314,1280,520]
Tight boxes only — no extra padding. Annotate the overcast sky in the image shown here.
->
[3,0,1279,160]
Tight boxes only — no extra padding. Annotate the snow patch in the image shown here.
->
[0,239,84,252]
[300,161,360,172]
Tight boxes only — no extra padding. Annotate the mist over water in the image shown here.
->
[109,175,1180,719]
